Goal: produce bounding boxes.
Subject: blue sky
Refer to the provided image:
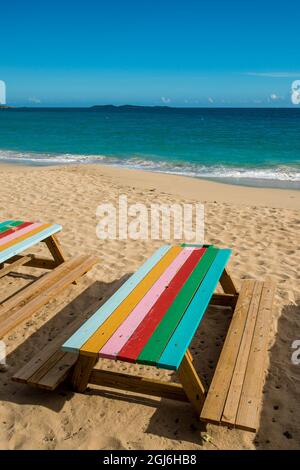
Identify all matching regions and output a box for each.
[1,0,300,107]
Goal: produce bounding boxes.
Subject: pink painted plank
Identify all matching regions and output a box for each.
[99,247,196,359]
[0,222,34,240]
[0,222,43,246]
[118,247,206,363]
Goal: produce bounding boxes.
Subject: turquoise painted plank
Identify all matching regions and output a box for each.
[0,224,62,264]
[157,249,231,370]
[0,220,14,229]
[62,245,172,353]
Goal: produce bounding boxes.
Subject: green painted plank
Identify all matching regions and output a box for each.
[158,249,231,370]
[137,246,218,366]
[0,221,14,229]
[0,221,24,233]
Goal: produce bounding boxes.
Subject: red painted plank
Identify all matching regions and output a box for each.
[0,222,33,240]
[117,247,206,363]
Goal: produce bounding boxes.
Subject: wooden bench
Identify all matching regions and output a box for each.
[13,245,275,433]
[200,279,275,432]
[0,220,99,337]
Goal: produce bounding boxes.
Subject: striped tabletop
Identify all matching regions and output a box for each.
[0,220,62,264]
[63,244,231,370]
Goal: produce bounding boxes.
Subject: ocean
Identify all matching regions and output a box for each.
[0,107,299,189]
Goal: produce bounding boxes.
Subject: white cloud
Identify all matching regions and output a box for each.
[245,71,300,78]
[28,96,42,104]
[0,80,6,105]
[269,93,282,101]
[161,96,171,104]
[208,97,214,103]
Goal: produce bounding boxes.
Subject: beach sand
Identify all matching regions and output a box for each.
[0,162,299,450]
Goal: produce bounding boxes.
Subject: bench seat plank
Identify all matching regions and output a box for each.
[0,255,99,338]
[12,313,87,389]
[62,245,171,353]
[158,249,231,370]
[137,247,218,367]
[235,281,276,431]
[200,280,255,424]
[200,279,275,432]
[221,281,263,425]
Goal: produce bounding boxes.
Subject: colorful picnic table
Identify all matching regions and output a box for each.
[0,220,63,265]
[0,219,98,338]
[63,244,237,413]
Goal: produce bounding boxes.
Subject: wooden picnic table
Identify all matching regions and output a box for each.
[62,244,235,413]
[0,219,64,267]
[0,220,98,338]
[13,243,275,432]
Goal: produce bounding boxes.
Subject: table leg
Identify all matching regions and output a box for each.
[177,353,206,415]
[44,234,66,266]
[71,354,97,392]
[220,268,238,295]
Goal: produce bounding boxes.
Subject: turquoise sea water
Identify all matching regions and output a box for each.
[0,107,299,189]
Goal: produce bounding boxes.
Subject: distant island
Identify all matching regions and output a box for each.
[0,105,14,109]
[90,104,171,110]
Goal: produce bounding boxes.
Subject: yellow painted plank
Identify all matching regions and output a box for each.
[80,245,183,356]
[0,224,51,251]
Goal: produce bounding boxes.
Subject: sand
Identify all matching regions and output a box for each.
[0,162,299,450]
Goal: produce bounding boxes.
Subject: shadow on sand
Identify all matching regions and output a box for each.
[255,299,300,449]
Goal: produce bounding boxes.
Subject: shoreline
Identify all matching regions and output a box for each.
[1,161,299,210]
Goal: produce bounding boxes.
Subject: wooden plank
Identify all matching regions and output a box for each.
[0,222,33,239]
[6,254,58,270]
[80,246,183,357]
[0,224,62,264]
[71,355,97,392]
[62,245,171,353]
[219,269,238,295]
[158,249,231,370]
[0,255,84,315]
[44,234,65,264]
[0,222,46,248]
[12,312,87,385]
[0,255,98,338]
[200,280,255,425]
[137,247,218,367]
[177,353,206,414]
[118,248,206,363]
[89,369,189,402]
[0,220,14,229]
[36,352,78,390]
[234,281,275,432]
[27,350,66,384]
[0,255,33,279]
[209,293,238,308]
[0,220,22,230]
[221,281,263,426]
[99,248,194,359]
